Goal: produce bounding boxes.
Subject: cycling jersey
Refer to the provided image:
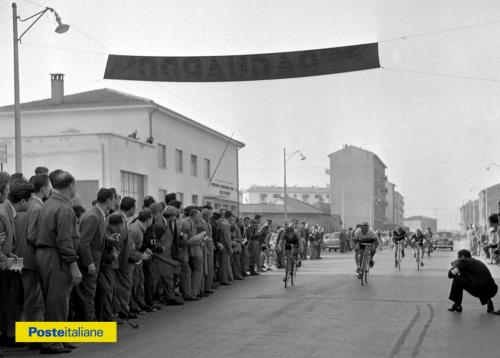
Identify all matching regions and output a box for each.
[284,231,300,250]
[412,233,426,245]
[354,227,378,244]
[392,229,407,242]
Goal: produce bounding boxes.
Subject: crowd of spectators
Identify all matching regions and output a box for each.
[0,167,278,355]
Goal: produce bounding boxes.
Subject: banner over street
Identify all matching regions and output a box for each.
[104,43,379,82]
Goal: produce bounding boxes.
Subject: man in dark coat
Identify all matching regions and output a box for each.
[73,188,113,321]
[448,249,498,313]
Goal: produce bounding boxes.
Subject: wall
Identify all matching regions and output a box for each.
[330,146,374,228]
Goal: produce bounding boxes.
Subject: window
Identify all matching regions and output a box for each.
[259,193,268,202]
[205,200,213,207]
[231,206,236,212]
[159,189,167,203]
[175,192,184,203]
[121,171,145,205]
[302,194,309,201]
[273,194,281,198]
[191,154,198,177]
[215,203,221,210]
[158,144,166,169]
[175,149,183,173]
[192,195,199,205]
[204,158,211,179]
[315,194,322,199]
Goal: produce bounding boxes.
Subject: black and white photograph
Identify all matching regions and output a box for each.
[0,1,500,357]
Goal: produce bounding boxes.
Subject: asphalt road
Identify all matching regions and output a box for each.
[7,241,500,358]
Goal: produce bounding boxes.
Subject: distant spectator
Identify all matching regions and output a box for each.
[0,172,10,203]
[35,166,49,176]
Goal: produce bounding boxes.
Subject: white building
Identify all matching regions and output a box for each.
[385,181,395,225]
[242,185,330,205]
[0,74,244,212]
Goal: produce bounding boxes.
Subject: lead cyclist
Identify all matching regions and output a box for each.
[354,222,379,278]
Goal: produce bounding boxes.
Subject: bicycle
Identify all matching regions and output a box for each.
[415,243,425,270]
[359,243,373,286]
[284,246,298,288]
[395,240,403,270]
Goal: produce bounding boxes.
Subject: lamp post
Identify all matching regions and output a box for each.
[12,2,69,173]
[283,148,306,225]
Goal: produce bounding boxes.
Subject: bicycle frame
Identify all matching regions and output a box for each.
[395,240,403,270]
[359,243,372,286]
[284,246,297,288]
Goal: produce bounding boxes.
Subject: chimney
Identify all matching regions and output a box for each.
[50,73,64,104]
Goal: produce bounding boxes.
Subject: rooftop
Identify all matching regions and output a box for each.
[328,144,387,169]
[0,87,244,148]
[240,197,329,215]
[245,185,330,193]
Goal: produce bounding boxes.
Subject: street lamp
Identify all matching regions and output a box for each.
[12,2,70,173]
[283,148,306,225]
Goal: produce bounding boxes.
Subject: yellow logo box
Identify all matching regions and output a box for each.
[16,322,117,343]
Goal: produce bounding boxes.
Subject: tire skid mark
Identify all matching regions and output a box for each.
[389,305,421,358]
[411,304,434,358]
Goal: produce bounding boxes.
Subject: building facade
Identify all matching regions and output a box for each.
[403,216,437,233]
[478,183,500,228]
[329,145,387,229]
[459,199,480,231]
[0,75,244,212]
[394,191,405,226]
[242,185,330,205]
[385,181,396,225]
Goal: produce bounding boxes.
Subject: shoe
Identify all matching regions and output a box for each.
[166,299,184,306]
[220,282,231,286]
[40,347,72,354]
[369,260,374,268]
[127,312,138,319]
[356,268,360,274]
[448,304,462,312]
[487,299,494,313]
[63,343,78,350]
[250,272,260,276]
[235,277,244,280]
[184,296,200,301]
[205,290,214,294]
[140,305,153,312]
[357,273,362,279]
[152,304,162,310]
[492,309,500,315]
[420,262,424,267]
[199,292,209,297]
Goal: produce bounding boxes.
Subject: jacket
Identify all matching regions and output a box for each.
[77,206,106,268]
[0,200,16,270]
[35,193,79,264]
[23,197,44,270]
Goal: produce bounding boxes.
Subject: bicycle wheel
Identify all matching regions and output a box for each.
[397,246,401,271]
[284,256,289,288]
[416,247,420,270]
[360,253,366,286]
[363,251,369,285]
[290,260,295,286]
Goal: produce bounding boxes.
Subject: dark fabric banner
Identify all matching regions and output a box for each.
[104,43,379,82]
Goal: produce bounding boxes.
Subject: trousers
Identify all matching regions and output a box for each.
[95,264,115,321]
[22,269,44,322]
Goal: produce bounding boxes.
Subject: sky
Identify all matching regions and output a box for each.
[2,0,500,229]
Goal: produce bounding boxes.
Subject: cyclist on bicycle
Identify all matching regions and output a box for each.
[392,226,408,267]
[411,229,427,267]
[282,226,300,281]
[354,222,379,278]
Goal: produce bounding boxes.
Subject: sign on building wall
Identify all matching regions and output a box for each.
[104,43,380,82]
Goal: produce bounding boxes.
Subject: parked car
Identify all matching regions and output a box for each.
[434,231,454,251]
[322,232,341,252]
